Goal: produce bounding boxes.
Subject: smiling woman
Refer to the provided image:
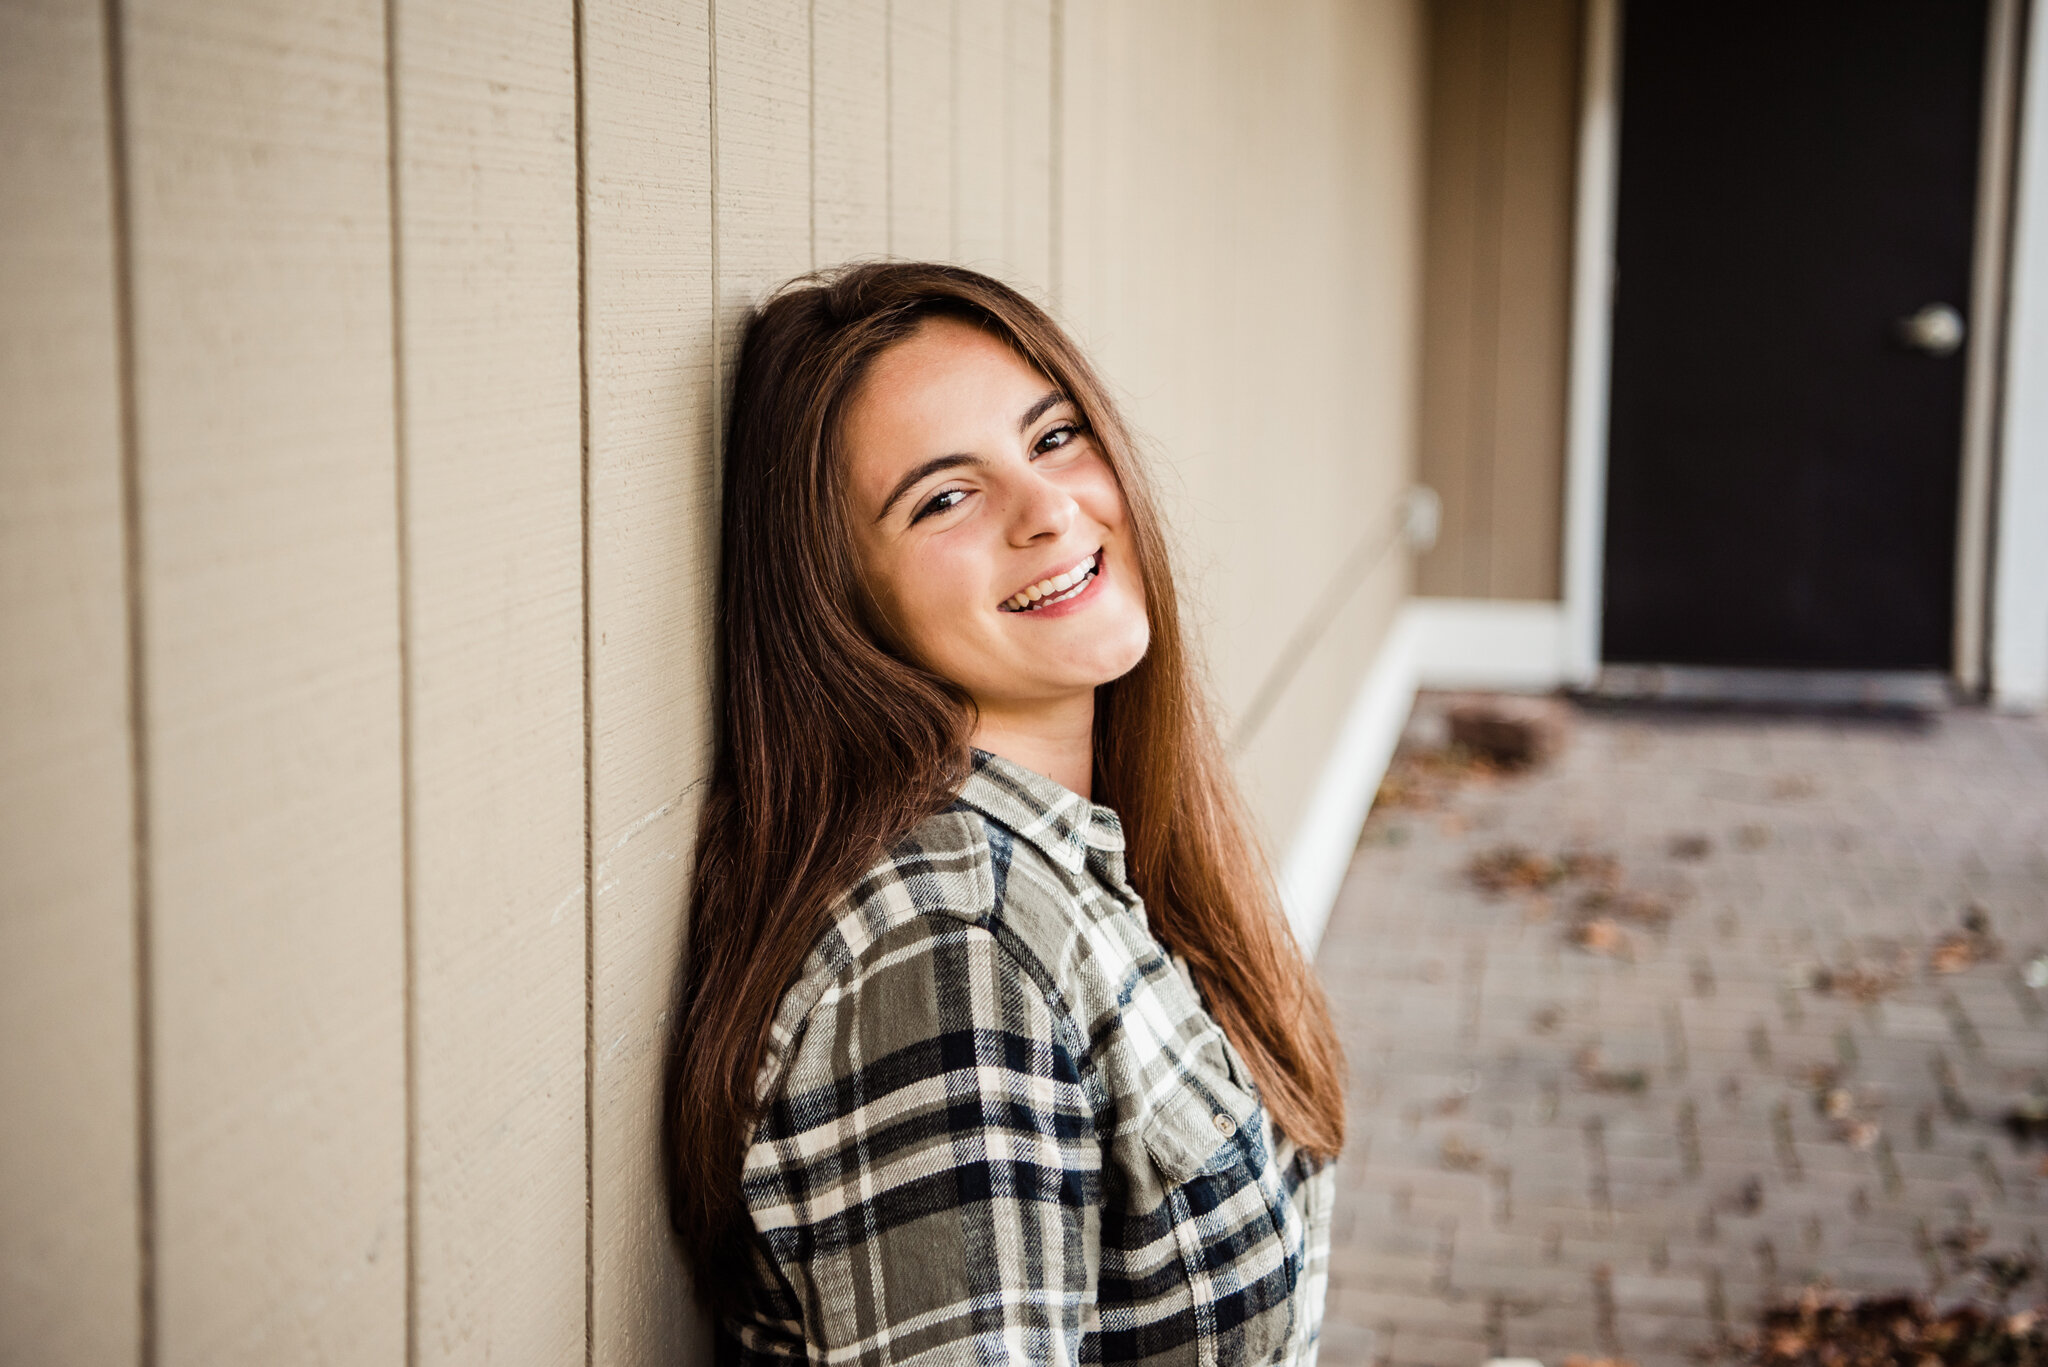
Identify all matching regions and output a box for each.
[667,262,1345,1366]
[843,317,1152,795]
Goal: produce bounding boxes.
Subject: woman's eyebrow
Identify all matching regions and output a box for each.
[1019,389,1067,431]
[875,453,982,523]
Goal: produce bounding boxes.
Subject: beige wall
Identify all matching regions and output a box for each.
[1415,0,1580,602]
[0,1,1423,1363]
[1061,0,1425,849]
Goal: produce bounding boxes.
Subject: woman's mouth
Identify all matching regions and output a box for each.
[1001,551,1101,613]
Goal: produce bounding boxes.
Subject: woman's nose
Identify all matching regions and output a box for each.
[1006,469,1078,545]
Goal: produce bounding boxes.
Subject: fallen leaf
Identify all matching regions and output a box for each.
[1570,917,1634,960]
[1930,928,1999,974]
[1467,844,1562,894]
[1440,1134,1485,1171]
[1447,702,1561,769]
[1667,832,1713,860]
[1808,958,1908,1003]
[1573,1044,1649,1094]
[1560,849,1622,886]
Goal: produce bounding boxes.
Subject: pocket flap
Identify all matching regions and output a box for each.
[1141,1072,1259,1186]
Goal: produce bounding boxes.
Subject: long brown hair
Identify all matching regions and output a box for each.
[668,261,1343,1311]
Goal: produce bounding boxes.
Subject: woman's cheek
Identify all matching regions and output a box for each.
[907,549,979,650]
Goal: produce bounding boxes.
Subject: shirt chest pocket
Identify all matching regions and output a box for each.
[1140,1068,1300,1367]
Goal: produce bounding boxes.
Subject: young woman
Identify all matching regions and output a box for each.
[668,262,1346,1365]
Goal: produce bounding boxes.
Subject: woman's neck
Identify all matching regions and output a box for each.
[971,691,1096,799]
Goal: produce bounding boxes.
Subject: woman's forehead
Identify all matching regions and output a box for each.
[856,318,1045,413]
[843,322,1058,482]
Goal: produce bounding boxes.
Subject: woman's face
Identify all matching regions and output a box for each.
[841,317,1151,720]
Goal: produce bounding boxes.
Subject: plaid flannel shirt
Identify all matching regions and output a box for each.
[721,750,1334,1366]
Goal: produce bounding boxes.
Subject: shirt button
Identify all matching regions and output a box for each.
[1212,1113,1237,1137]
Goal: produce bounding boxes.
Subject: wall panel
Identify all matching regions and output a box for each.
[1415,0,1580,601]
[1055,0,1424,857]
[1483,0,1577,598]
[390,0,588,1358]
[581,0,714,1362]
[1232,0,1422,846]
[1415,0,1488,595]
[121,0,409,1359]
[1051,0,1103,316]
[717,0,814,295]
[888,0,954,260]
[1003,0,1054,294]
[813,0,890,265]
[952,0,1008,271]
[0,1,140,1360]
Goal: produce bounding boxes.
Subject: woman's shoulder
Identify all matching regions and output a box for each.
[751,805,1055,1102]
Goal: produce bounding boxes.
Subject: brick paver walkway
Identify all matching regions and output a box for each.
[1315,695,2048,1366]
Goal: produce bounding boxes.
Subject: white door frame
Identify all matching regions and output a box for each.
[1955,0,2026,692]
[1994,0,2048,710]
[1560,0,1621,686]
[1559,0,2045,705]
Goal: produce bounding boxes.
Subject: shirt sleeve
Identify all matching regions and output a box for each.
[739,916,1101,1365]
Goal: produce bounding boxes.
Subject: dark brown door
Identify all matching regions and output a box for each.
[1601,1,1988,670]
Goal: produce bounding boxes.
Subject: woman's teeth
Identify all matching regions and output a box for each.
[1004,553,1098,612]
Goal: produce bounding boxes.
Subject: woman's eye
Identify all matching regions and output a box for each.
[1033,422,1084,455]
[913,488,968,523]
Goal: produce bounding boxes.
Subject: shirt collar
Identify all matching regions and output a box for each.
[954,748,1126,875]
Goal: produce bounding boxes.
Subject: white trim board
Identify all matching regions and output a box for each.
[1408,598,1571,692]
[1993,0,2048,711]
[1277,609,1418,953]
[1954,0,2025,691]
[1560,0,1622,687]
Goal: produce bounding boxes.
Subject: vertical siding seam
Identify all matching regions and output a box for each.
[710,0,723,424]
[572,0,595,1358]
[379,0,420,1360]
[1466,2,1509,596]
[949,0,960,258]
[1048,0,1062,303]
[808,0,818,270]
[885,0,895,255]
[101,1,154,1361]
[1000,0,1013,268]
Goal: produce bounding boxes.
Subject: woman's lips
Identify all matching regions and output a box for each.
[1001,549,1104,616]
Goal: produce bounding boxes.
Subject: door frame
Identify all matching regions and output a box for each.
[1559,0,1620,685]
[1996,0,2048,709]
[1560,0,2036,694]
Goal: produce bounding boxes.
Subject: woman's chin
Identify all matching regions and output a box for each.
[1062,625,1153,689]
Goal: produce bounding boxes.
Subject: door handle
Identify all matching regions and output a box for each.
[1896,302,1965,357]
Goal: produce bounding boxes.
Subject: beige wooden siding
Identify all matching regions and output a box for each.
[0,2,140,1360]
[125,0,411,1358]
[392,0,588,1358]
[580,0,713,1357]
[0,2,1425,1363]
[1059,0,1425,847]
[1415,0,1581,601]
